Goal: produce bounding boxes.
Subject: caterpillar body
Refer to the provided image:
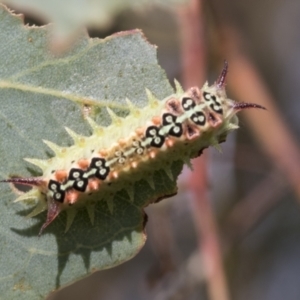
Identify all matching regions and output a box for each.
[1,62,265,236]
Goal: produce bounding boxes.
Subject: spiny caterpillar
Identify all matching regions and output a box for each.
[1,62,265,236]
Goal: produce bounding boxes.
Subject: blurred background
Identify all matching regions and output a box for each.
[4,0,300,299]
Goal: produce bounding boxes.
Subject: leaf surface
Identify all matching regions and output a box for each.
[0,6,182,299]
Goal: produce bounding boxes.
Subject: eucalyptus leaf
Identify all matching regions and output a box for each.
[0,6,182,299]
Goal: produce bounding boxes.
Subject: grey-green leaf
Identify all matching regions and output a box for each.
[0,6,182,299]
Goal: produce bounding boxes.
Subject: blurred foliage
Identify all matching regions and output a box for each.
[1,0,188,48]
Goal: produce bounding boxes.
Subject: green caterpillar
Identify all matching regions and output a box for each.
[1,62,265,235]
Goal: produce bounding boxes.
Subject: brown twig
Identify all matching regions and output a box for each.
[208,0,300,250]
[176,1,230,300]
[176,0,206,87]
[222,170,288,250]
[227,47,300,199]
[189,155,231,300]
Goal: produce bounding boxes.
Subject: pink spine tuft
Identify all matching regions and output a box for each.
[216,60,229,88]
[233,102,266,111]
[0,177,44,186]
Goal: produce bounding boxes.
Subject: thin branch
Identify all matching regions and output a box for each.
[176,1,230,300]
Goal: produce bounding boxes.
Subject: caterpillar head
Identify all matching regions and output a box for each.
[216,60,266,112]
[182,61,265,137]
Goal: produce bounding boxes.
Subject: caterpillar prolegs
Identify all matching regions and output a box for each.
[1,61,265,236]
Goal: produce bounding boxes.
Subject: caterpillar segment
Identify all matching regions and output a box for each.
[1,61,266,236]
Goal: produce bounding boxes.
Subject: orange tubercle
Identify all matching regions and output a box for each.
[135,127,144,137]
[99,149,108,157]
[55,170,68,182]
[166,138,174,148]
[149,150,157,159]
[88,179,100,191]
[131,161,138,168]
[65,190,79,205]
[118,138,127,147]
[112,171,119,179]
[152,116,161,126]
[77,158,89,169]
[108,171,119,180]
